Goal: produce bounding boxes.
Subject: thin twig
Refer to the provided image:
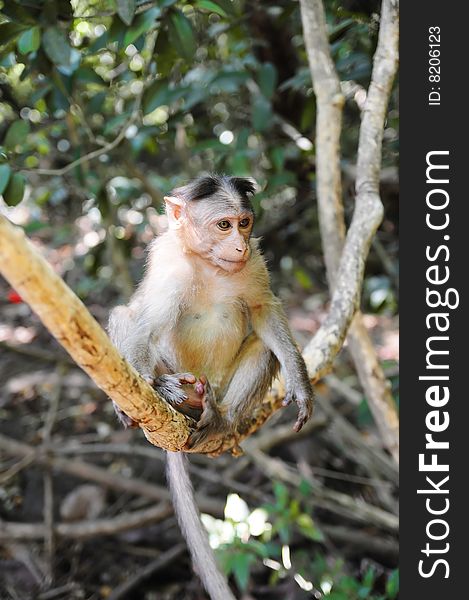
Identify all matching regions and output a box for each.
[0,453,36,484]
[0,503,173,541]
[21,111,138,177]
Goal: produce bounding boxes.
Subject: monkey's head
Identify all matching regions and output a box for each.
[164,175,257,273]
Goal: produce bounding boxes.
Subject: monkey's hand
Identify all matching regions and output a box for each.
[185,376,228,451]
[283,380,314,432]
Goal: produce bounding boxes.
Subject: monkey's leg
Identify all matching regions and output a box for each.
[187,334,279,450]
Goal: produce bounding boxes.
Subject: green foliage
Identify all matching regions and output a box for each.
[211,487,399,597]
[4,119,29,150]
[0,0,395,218]
[0,163,12,194]
[17,27,41,54]
[3,171,25,205]
[42,26,72,66]
[117,0,136,26]
[168,9,196,61]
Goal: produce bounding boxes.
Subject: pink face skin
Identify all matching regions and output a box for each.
[166,195,254,274]
[211,215,253,272]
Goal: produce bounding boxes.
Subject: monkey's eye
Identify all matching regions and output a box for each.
[239,218,251,228]
[217,220,232,231]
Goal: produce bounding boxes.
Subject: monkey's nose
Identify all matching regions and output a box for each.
[235,247,244,253]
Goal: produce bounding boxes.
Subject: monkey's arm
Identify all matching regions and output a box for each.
[250,296,314,432]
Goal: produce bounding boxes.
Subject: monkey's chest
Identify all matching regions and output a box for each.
[172,302,248,387]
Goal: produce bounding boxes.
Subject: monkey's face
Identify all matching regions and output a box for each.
[182,203,254,273]
[207,212,253,272]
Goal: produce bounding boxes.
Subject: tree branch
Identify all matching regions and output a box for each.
[299,0,399,461]
[0,504,173,541]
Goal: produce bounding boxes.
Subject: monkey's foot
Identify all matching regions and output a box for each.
[185,382,229,451]
[283,384,314,432]
[112,401,138,429]
[151,373,202,407]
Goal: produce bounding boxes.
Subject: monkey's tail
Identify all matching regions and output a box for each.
[166,451,236,600]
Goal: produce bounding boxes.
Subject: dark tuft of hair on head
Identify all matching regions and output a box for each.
[229,177,257,198]
[170,174,257,209]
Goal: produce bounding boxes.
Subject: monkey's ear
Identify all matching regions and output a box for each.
[164,196,185,228]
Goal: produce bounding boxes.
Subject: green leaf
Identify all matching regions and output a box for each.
[362,566,376,588]
[200,0,237,15]
[273,482,289,509]
[117,0,136,26]
[123,7,161,46]
[298,479,313,496]
[3,173,25,206]
[195,0,228,17]
[252,95,272,132]
[0,22,27,46]
[386,570,399,598]
[0,164,11,195]
[1,3,36,24]
[143,80,170,114]
[258,63,277,99]
[297,513,324,541]
[294,267,314,290]
[270,147,284,172]
[168,10,196,62]
[211,69,249,92]
[42,27,71,66]
[74,66,105,85]
[4,120,30,151]
[17,27,41,54]
[231,553,253,591]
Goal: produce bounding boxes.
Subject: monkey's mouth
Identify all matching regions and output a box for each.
[216,257,248,271]
[221,258,246,264]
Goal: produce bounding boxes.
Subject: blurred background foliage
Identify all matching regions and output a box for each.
[0,0,399,598]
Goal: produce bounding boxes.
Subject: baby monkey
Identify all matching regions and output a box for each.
[108,175,314,599]
[109,175,313,445]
